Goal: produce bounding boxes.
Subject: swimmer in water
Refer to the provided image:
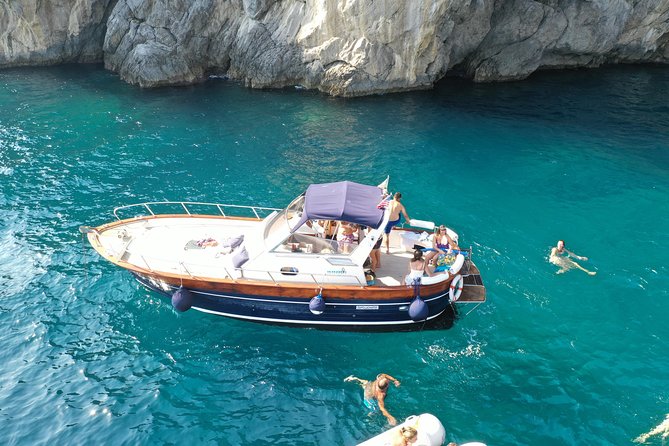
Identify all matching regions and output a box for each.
[635,414,669,443]
[549,240,596,276]
[344,373,401,425]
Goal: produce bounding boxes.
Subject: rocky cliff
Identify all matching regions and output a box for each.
[1,0,668,96]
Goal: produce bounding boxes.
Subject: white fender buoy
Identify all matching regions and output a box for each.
[171,287,193,312]
[449,274,464,302]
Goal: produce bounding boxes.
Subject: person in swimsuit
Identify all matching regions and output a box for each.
[337,222,357,253]
[344,373,401,425]
[320,220,337,240]
[424,225,456,267]
[384,192,411,254]
[370,227,383,271]
[549,240,596,276]
[405,249,430,285]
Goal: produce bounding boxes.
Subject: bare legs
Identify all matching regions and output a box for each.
[552,257,596,276]
[370,249,381,270]
[344,375,368,387]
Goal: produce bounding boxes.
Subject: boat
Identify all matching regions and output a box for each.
[356,413,487,446]
[357,413,445,446]
[80,180,485,330]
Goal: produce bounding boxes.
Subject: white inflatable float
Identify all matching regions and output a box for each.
[357,413,446,446]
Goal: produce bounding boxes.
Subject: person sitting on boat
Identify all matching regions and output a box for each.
[320,220,338,240]
[405,249,431,285]
[424,225,457,267]
[306,219,325,237]
[337,222,358,253]
[391,425,418,446]
[384,192,411,254]
[549,240,596,276]
[344,373,401,426]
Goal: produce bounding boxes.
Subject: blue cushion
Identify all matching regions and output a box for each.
[232,246,249,268]
[223,234,244,249]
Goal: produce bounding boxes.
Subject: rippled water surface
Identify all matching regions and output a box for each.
[1,64,668,445]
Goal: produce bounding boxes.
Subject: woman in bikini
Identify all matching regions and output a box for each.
[424,225,455,267]
[405,249,430,285]
[337,222,357,253]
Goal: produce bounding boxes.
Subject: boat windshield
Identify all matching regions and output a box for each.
[270,221,366,256]
[263,194,367,256]
[264,194,306,242]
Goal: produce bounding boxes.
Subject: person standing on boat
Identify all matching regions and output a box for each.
[384,193,411,254]
[344,373,401,425]
[550,240,596,276]
[367,226,383,271]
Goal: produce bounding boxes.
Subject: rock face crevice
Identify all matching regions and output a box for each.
[0,0,114,66]
[1,0,668,96]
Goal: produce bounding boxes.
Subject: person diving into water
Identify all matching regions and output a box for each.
[550,240,596,276]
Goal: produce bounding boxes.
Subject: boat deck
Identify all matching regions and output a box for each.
[374,231,413,286]
[379,231,485,303]
[91,216,484,303]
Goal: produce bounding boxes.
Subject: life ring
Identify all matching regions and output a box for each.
[449,274,464,301]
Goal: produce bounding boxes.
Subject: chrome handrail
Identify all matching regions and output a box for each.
[113,201,281,221]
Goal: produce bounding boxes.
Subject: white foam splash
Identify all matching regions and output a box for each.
[426,342,484,359]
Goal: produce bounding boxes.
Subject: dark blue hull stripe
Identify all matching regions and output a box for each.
[134,274,452,326]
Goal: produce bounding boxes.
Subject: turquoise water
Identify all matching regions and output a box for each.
[1,64,668,445]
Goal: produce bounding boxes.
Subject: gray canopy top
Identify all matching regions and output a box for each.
[291,181,386,231]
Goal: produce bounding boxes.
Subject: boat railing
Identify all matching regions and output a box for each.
[460,246,473,275]
[130,250,366,287]
[116,241,365,287]
[113,201,281,221]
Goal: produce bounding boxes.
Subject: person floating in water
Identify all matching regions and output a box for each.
[549,240,596,276]
[344,373,401,425]
[635,414,669,443]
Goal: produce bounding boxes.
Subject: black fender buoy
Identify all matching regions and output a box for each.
[408,297,428,321]
[309,293,325,315]
[171,287,193,312]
